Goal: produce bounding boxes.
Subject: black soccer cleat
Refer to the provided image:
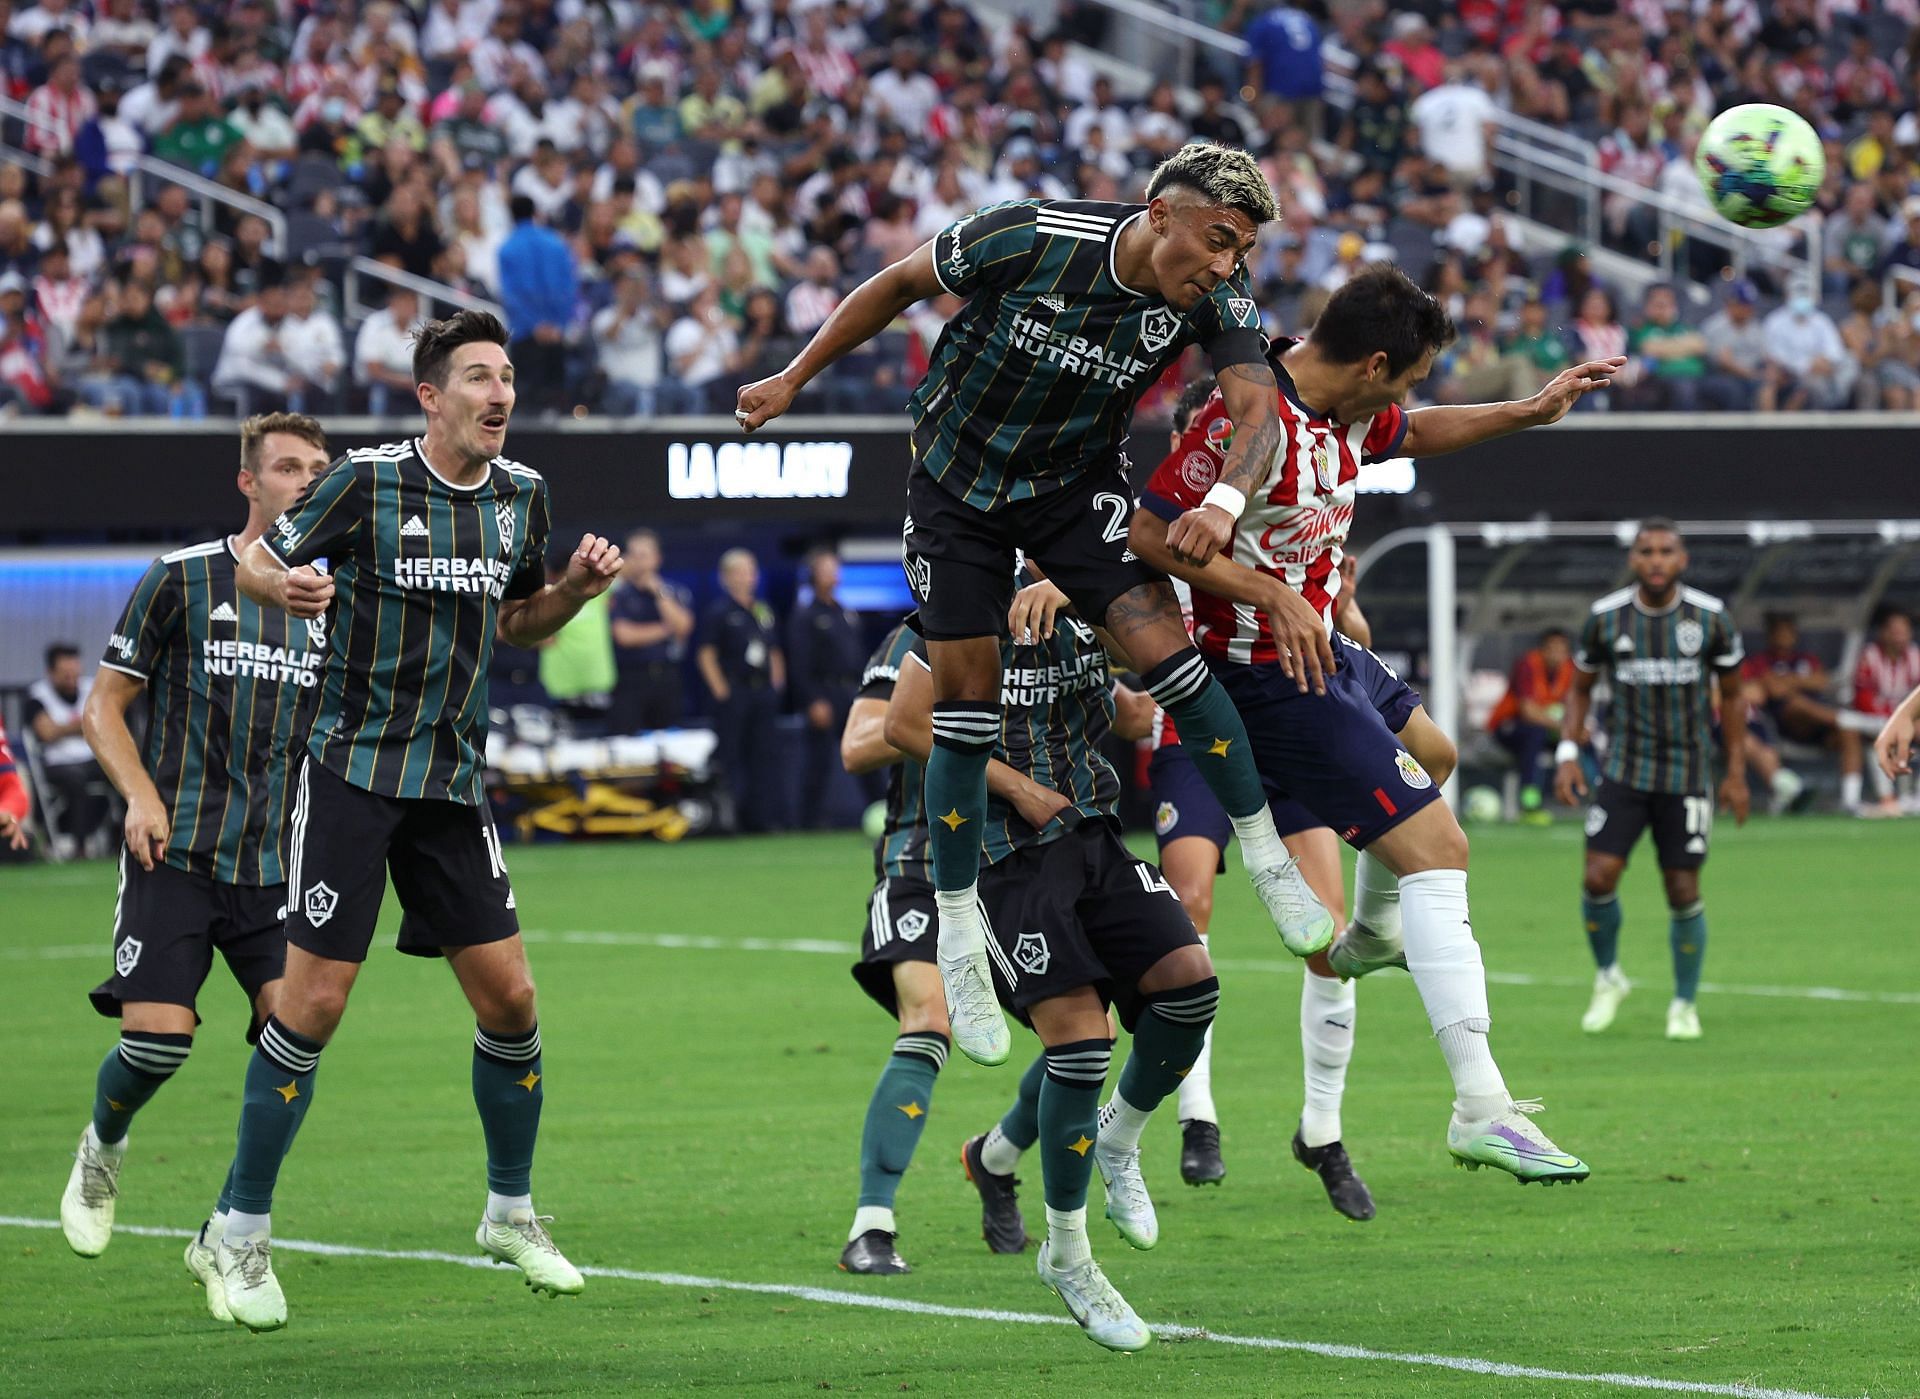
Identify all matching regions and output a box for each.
[960,1134,1029,1253]
[1292,1124,1376,1221]
[1179,1119,1226,1186]
[838,1230,910,1275]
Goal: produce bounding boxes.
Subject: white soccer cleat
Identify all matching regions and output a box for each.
[60,1125,121,1257]
[1326,921,1408,981]
[477,1208,586,1296]
[1092,1139,1158,1250]
[1447,1099,1590,1185]
[185,1220,234,1323]
[1666,998,1702,1041]
[217,1233,287,1332]
[1581,965,1631,1034]
[1251,858,1336,957]
[1036,1237,1151,1352]
[939,950,1010,1067]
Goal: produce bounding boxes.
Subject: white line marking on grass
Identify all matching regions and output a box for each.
[0,1215,1840,1399]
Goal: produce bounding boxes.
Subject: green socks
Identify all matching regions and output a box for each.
[857,1032,948,1209]
[473,1024,544,1196]
[1142,649,1268,819]
[1583,891,1622,969]
[228,1016,322,1215]
[92,1031,191,1145]
[1670,901,1707,1002]
[1038,1039,1111,1211]
[926,702,997,895]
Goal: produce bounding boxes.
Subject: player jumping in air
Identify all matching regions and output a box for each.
[57,415,332,1306]
[206,312,622,1331]
[738,145,1340,1069]
[1134,268,1620,1184]
[1555,519,1750,1042]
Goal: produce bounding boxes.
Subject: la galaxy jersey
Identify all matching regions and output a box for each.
[858,621,929,885]
[101,537,327,884]
[912,199,1267,512]
[1576,586,1744,794]
[264,438,550,805]
[907,613,1120,866]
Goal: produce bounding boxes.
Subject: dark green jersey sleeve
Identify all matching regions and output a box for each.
[264,455,360,567]
[858,621,919,701]
[101,558,182,679]
[505,476,551,601]
[930,201,1041,298]
[1187,267,1266,372]
[1574,610,1606,673]
[1709,608,1745,672]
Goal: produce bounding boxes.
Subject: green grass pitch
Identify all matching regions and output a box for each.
[2,817,1914,1397]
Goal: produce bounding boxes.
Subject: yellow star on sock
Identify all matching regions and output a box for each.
[105,1098,126,1112]
[1176,1066,1192,1078]
[1207,737,1232,758]
[516,1070,542,1092]
[897,1101,924,1119]
[1067,1134,1094,1157]
[273,1081,300,1104]
[938,808,968,831]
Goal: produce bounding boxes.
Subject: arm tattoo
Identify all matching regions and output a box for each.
[1214,362,1282,497]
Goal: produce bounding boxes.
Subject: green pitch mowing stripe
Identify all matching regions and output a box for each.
[0,1217,1841,1399]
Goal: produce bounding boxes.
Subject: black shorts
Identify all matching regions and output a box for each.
[285,756,520,963]
[902,443,1159,642]
[978,821,1201,1033]
[90,853,286,1029]
[1584,780,1714,871]
[850,874,939,1015]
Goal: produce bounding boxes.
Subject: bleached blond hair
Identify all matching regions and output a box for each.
[1146,143,1279,225]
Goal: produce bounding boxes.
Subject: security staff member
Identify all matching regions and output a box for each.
[788,548,869,826]
[697,548,786,832]
[608,529,695,733]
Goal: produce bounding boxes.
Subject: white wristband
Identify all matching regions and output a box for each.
[1202,482,1247,520]
[1555,740,1581,765]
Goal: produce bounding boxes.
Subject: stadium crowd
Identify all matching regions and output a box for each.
[4,0,1920,419]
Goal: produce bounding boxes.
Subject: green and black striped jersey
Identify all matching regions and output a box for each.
[859,622,928,885]
[1576,585,1744,794]
[263,438,550,805]
[912,199,1267,512]
[101,537,327,885]
[907,613,1120,867]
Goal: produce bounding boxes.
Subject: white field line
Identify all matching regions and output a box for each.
[7,929,1918,1007]
[0,1215,1845,1399]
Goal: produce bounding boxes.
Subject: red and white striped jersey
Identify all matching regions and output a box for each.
[1141,352,1406,667]
[1853,643,1920,716]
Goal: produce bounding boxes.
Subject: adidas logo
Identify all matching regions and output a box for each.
[1035,293,1066,314]
[400,515,429,538]
[208,602,238,623]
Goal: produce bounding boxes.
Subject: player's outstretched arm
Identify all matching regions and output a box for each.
[1402,358,1627,456]
[884,654,1071,830]
[81,667,169,870]
[735,241,947,431]
[1873,682,1920,779]
[237,537,334,619]
[1165,362,1284,566]
[1554,668,1600,804]
[497,534,623,648]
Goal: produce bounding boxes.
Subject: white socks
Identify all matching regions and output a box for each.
[1176,934,1218,1123]
[1231,806,1288,877]
[1095,1091,1151,1154]
[1842,772,1863,810]
[1351,850,1402,941]
[935,887,985,958]
[979,1124,1021,1176]
[1399,867,1508,1120]
[486,1191,532,1223]
[1045,1205,1090,1268]
[1299,972,1356,1148]
[86,1122,126,1162]
[225,1210,270,1240]
[850,1205,895,1241]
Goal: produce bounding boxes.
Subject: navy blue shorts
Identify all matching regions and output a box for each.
[1210,641,1437,851]
[1148,742,1319,860]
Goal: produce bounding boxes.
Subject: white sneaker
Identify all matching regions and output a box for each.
[59,1125,121,1257]
[1666,998,1702,1041]
[938,950,1010,1067]
[1581,965,1631,1034]
[1036,1237,1150,1352]
[1325,921,1407,981]
[217,1233,287,1332]
[1251,858,1336,957]
[185,1219,233,1323]
[1092,1139,1157,1250]
[477,1208,585,1296]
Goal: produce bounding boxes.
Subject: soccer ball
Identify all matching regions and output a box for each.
[1694,103,1824,230]
[1463,785,1504,824]
[861,800,888,841]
